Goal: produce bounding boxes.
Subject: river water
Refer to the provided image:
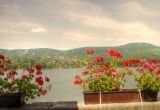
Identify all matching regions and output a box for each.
[27,68,140,103]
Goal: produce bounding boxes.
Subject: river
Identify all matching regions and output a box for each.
[27,68,140,103]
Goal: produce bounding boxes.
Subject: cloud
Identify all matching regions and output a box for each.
[31,27,48,33]
[0,0,160,50]
[120,2,159,17]
[0,3,19,15]
[61,10,158,33]
[66,31,102,41]
[61,9,160,46]
[64,31,114,47]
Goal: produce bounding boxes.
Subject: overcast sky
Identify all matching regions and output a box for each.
[0,0,160,50]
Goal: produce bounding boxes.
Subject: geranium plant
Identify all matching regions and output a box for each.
[74,49,128,92]
[0,54,51,100]
[123,58,160,92]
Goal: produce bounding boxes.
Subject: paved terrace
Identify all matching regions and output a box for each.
[1,101,160,110]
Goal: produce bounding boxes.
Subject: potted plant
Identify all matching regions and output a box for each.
[74,49,140,104]
[123,59,160,101]
[0,54,51,107]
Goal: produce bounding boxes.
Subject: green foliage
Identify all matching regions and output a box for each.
[0,78,14,94]
[0,55,51,100]
[88,74,126,92]
[74,49,127,92]
[16,75,40,100]
[134,72,160,92]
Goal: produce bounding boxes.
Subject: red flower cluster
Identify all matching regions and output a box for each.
[74,49,126,92]
[0,64,7,75]
[45,76,50,82]
[96,56,104,62]
[35,64,42,71]
[0,54,51,99]
[150,59,158,64]
[108,69,116,75]
[74,75,83,85]
[106,49,123,59]
[122,59,140,67]
[34,65,42,75]
[41,89,47,95]
[93,72,104,77]
[22,75,28,80]
[7,70,18,80]
[0,55,10,75]
[136,59,160,75]
[82,71,88,76]
[0,55,5,60]
[36,76,44,86]
[27,68,34,74]
[87,49,94,55]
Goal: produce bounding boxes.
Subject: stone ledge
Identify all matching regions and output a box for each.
[0,101,78,110]
[0,101,160,110]
[78,101,160,110]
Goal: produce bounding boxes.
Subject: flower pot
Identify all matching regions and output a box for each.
[83,89,140,104]
[141,91,158,101]
[0,93,25,107]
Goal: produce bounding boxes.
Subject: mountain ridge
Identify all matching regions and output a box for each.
[0,42,160,68]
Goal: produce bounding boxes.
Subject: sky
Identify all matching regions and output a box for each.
[0,0,160,50]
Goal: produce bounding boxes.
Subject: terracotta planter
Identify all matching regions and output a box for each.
[84,89,142,104]
[141,91,158,101]
[0,93,25,107]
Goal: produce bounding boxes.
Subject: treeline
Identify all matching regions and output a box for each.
[10,55,81,69]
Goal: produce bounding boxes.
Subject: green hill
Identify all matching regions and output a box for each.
[0,42,160,68]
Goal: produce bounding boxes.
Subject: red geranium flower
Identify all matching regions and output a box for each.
[41,89,47,95]
[102,64,109,70]
[108,69,116,75]
[0,55,5,60]
[28,68,34,74]
[37,70,42,75]
[93,72,104,77]
[96,56,104,62]
[0,71,4,75]
[7,70,18,80]
[82,71,88,76]
[0,64,4,68]
[150,59,158,64]
[34,64,42,71]
[45,76,50,82]
[74,75,83,85]
[122,59,140,67]
[36,76,44,86]
[87,49,94,55]
[22,75,28,80]
[106,49,123,59]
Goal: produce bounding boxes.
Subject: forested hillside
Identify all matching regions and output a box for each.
[0,43,160,68]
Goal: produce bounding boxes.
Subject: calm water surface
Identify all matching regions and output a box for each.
[28,68,83,103]
[27,68,139,103]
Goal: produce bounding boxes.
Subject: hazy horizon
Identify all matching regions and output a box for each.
[0,42,159,51]
[1,0,160,50]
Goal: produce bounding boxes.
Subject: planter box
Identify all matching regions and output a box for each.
[0,93,25,107]
[141,91,158,101]
[83,89,140,104]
